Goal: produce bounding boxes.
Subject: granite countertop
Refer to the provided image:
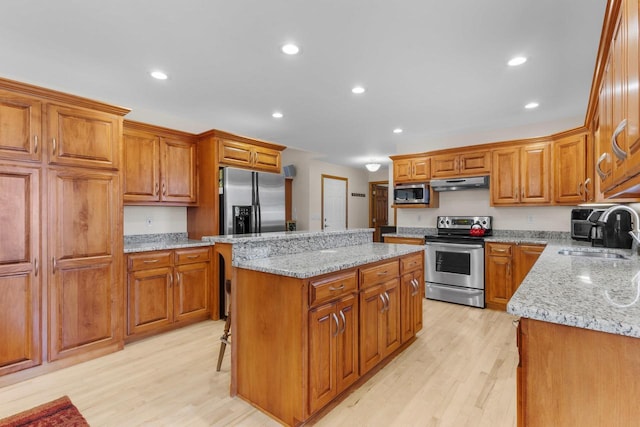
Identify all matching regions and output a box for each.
[507,240,640,338]
[203,228,374,244]
[235,243,424,279]
[124,233,213,253]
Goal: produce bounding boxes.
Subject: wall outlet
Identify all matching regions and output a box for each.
[146,216,153,227]
[527,215,534,223]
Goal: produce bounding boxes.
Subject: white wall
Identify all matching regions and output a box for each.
[124,206,187,235]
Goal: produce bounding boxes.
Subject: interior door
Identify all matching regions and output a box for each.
[322,175,347,230]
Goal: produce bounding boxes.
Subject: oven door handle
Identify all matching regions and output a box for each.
[425,242,484,250]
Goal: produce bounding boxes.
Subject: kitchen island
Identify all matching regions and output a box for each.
[207,229,424,426]
[507,242,640,426]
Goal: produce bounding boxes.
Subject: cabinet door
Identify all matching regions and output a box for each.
[335,294,359,392]
[400,273,416,343]
[127,267,173,336]
[491,148,520,205]
[0,165,41,375]
[174,261,210,321]
[381,279,401,357]
[412,157,430,180]
[47,104,120,169]
[393,159,413,182]
[431,154,458,178]
[48,169,121,361]
[514,245,544,291]
[359,285,383,375]
[123,130,160,202]
[218,139,253,168]
[0,91,41,162]
[160,138,197,204]
[520,142,551,204]
[626,0,640,179]
[598,53,616,192]
[459,151,491,175]
[485,244,513,310]
[308,301,337,413]
[253,145,281,173]
[554,135,587,204]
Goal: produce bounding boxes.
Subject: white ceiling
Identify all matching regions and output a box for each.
[0,1,606,169]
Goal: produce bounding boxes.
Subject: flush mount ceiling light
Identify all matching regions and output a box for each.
[508,56,527,66]
[272,112,284,118]
[393,128,403,134]
[352,86,366,94]
[365,163,381,172]
[281,43,300,55]
[150,70,168,80]
[525,102,539,109]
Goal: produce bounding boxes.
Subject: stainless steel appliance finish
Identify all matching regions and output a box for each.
[430,176,489,192]
[571,208,593,241]
[424,215,492,308]
[393,182,429,204]
[220,167,286,235]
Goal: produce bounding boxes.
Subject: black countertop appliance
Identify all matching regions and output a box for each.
[595,210,633,249]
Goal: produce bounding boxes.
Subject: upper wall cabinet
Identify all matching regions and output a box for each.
[392,156,430,183]
[431,150,490,179]
[491,142,551,206]
[218,138,282,173]
[554,133,593,204]
[0,90,42,162]
[123,121,197,206]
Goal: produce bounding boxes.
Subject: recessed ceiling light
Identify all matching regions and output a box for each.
[272,112,284,118]
[393,128,403,134]
[352,86,365,94]
[281,44,300,55]
[525,102,539,109]
[150,70,168,80]
[508,56,527,66]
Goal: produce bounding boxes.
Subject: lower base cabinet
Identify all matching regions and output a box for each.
[234,251,423,426]
[126,247,210,339]
[517,318,640,426]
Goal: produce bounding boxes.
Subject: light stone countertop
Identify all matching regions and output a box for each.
[507,240,640,338]
[123,233,213,254]
[203,228,374,244]
[234,243,424,279]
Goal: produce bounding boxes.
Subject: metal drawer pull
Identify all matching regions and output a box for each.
[329,283,345,291]
[584,178,591,199]
[34,258,39,276]
[377,270,389,276]
[383,292,390,312]
[187,255,200,259]
[143,259,159,263]
[162,182,166,195]
[34,135,38,153]
[332,313,340,337]
[52,138,57,155]
[155,182,159,195]
[52,257,57,273]
[595,153,611,181]
[339,310,346,334]
[379,294,386,311]
[611,119,628,160]
[493,248,508,253]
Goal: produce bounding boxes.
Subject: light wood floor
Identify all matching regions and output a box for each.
[0,300,518,426]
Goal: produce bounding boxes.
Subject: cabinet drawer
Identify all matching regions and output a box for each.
[128,251,172,271]
[309,271,357,307]
[487,244,513,256]
[400,253,423,274]
[360,260,399,289]
[175,247,210,265]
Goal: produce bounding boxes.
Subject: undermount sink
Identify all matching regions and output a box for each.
[558,249,628,260]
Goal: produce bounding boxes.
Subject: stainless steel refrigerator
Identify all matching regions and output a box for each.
[219,167,286,235]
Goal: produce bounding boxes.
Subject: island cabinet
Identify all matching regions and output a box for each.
[391,155,430,183]
[125,247,211,341]
[123,121,197,205]
[485,243,544,311]
[516,318,640,426]
[233,251,423,426]
[431,150,490,178]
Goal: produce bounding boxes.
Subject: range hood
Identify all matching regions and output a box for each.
[430,176,490,191]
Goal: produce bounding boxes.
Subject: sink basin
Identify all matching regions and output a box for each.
[558,249,628,259]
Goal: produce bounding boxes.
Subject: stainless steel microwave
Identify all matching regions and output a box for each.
[393,183,430,204]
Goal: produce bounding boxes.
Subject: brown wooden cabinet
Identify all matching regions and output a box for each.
[554,133,593,204]
[0,90,42,163]
[485,242,544,311]
[392,156,430,183]
[218,138,281,173]
[491,142,551,206]
[431,150,490,178]
[126,247,211,340]
[400,252,424,342]
[0,164,41,376]
[123,122,197,205]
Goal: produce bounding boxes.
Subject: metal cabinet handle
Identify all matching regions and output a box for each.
[410,278,419,296]
[162,182,166,195]
[186,255,200,259]
[52,138,57,155]
[52,257,57,273]
[177,272,181,287]
[514,186,519,200]
[383,291,390,312]
[377,270,389,276]
[512,319,520,328]
[596,152,611,181]
[34,258,39,276]
[329,283,345,291]
[379,294,386,312]
[143,259,159,264]
[331,313,340,337]
[169,274,174,288]
[155,182,159,196]
[339,310,346,334]
[34,135,38,154]
[493,248,508,253]
[611,119,628,160]
[507,263,511,277]
[584,178,591,200]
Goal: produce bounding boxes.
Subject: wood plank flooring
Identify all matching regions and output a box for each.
[0,300,518,426]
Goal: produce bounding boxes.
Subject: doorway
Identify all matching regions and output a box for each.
[369,181,389,242]
[321,175,348,230]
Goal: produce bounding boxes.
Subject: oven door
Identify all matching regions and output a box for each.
[425,242,484,289]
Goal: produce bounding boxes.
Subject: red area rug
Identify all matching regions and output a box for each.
[0,396,89,427]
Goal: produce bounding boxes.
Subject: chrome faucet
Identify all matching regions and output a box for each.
[600,205,640,246]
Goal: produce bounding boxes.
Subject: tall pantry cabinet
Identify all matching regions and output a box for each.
[0,78,129,377]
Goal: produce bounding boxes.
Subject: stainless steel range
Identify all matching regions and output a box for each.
[424,216,492,308]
